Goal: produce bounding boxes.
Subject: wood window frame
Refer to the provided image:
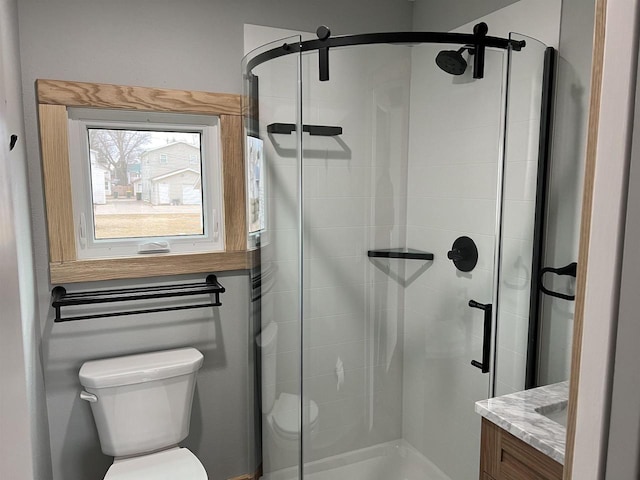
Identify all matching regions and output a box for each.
[37,79,247,283]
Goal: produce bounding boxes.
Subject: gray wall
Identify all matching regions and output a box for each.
[412,0,521,31]
[42,274,252,480]
[604,40,640,480]
[15,1,413,480]
[0,0,50,478]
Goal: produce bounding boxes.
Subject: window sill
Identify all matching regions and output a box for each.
[49,251,248,283]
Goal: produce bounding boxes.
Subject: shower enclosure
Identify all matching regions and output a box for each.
[244,24,553,480]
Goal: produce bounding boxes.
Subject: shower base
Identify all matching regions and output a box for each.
[263,439,452,480]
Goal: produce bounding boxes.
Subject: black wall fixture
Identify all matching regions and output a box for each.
[316,25,331,81]
[472,22,488,79]
[447,236,478,272]
[267,123,342,136]
[539,262,577,301]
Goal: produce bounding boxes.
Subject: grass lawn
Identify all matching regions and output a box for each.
[94,213,203,239]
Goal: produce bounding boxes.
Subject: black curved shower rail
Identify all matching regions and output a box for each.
[245,24,526,76]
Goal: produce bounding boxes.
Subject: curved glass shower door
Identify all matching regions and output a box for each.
[244,27,552,480]
[298,43,506,480]
[243,35,304,480]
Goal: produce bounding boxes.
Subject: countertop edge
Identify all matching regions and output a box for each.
[475,382,568,465]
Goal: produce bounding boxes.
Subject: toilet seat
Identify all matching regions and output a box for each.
[271,393,319,439]
[104,447,207,480]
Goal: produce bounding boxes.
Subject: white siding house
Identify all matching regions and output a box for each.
[140,142,201,205]
[89,149,111,205]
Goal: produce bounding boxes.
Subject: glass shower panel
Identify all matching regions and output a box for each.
[496,33,556,393]
[242,36,303,480]
[299,42,412,471]
[400,44,506,480]
[300,41,507,480]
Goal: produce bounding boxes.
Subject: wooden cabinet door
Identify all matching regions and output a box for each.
[480,418,563,480]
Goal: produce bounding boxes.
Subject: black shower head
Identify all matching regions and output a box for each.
[435,47,469,76]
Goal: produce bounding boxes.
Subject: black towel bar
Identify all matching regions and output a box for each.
[51,274,225,322]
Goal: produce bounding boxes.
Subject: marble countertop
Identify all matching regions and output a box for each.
[475,382,568,465]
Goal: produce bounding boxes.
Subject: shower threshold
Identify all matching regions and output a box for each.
[262,439,452,480]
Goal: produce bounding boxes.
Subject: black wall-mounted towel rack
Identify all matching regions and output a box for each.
[539,262,577,301]
[267,123,343,136]
[51,274,225,322]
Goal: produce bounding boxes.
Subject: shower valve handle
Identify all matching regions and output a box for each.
[447,248,464,262]
[448,236,478,272]
[469,299,492,374]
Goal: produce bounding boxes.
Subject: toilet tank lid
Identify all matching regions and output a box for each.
[79,348,204,389]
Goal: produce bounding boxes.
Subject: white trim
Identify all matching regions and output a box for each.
[151,167,199,182]
[67,109,225,258]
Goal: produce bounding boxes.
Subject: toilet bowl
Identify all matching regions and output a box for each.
[79,348,207,480]
[257,322,319,449]
[105,447,206,480]
[267,392,319,447]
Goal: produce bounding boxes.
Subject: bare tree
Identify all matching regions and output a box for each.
[89,129,151,186]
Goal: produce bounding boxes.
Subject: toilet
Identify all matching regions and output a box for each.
[257,322,319,448]
[79,348,207,479]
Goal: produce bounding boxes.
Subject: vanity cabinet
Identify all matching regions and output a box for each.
[480,418,563,480]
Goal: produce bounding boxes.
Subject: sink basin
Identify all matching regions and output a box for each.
[535,400,568,427]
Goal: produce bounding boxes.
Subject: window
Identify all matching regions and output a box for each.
[68,109,222,259]
[37,79,247,283]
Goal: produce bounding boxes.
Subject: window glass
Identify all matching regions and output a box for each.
[87,128,204,240]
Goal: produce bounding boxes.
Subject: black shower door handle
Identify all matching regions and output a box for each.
[469,300,492,373]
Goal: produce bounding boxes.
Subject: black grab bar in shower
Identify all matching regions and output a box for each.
[51,274,225,322]
[469,300,492,374]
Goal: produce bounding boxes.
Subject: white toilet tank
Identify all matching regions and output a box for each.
[79,348,204,458]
